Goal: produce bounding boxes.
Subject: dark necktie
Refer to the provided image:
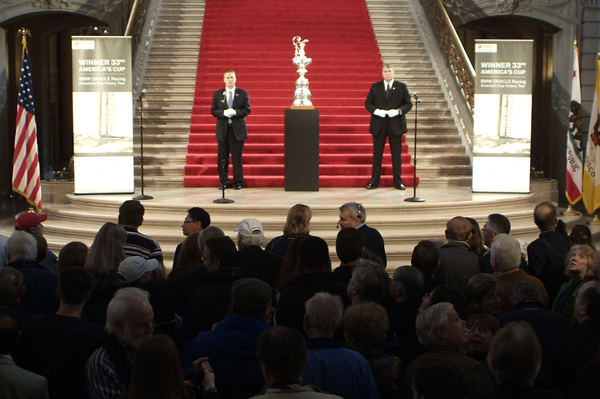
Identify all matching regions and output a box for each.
[386,84,390,99]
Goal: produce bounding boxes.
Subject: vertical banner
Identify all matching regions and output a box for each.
[71,36,133,194]
[566,45,583,205]
[582,57,600,214]
[472,40,533,193]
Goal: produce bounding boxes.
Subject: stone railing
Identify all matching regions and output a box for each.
[421,0,475,113]
[125,0,162,110]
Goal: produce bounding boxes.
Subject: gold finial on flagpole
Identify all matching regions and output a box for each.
[561,205,580,216]
[588,215,600,226]
[18,28,31,56]
[573,39,577,47]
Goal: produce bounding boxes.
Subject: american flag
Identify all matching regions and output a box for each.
[12,47,42,211]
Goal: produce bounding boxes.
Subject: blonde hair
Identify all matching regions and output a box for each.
[283,204,312,237]
[85,222,127,276]
[565,244,596,278]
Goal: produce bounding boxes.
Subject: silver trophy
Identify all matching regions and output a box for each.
[292,36,313,108]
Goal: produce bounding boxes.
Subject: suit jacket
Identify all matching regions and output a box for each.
[365,79,412,136]
[358,224,387,266]
[211,87,251,141]
[0,355,49,399]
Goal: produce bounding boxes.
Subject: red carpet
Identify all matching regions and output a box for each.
[184,0,418,188]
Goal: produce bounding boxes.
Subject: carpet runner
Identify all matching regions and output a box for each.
[184,0,418,188]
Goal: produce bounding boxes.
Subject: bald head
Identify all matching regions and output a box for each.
[533,201,557,231]
[445,217,473,242]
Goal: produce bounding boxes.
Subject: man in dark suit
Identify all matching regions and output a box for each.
[337,202,387,266]
[365,63,413,190]
[211,69,251,190]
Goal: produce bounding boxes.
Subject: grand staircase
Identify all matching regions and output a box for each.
[135,0,471,188]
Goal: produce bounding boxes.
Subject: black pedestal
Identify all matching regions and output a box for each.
[284,109,319,191]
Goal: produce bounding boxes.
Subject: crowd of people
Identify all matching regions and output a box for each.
[1,199,599,399]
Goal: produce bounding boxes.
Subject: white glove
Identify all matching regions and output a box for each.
[387,109,400,118]
[373,109,386,118]
[224,108,235,117]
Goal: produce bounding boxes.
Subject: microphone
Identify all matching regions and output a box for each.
[136,89,148,101]
[411,92,421,103]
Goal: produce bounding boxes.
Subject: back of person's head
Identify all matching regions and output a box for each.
[235,218,267,248]
[411,240,439,278]
[581,281,600,320]
[298,236,330,271]
[59,267,94,305]
[430,285,470,320]
[490,234,521,272]
[128,334,188,399]
[488,322,541,386]
[198,226,225,253]
[446,216,472,242]
[188,207,211,229]
[392,265,425,302]
[0,305,20,355]
[0,280,19,308]
[416,302,454,349]
[5,231,37,263]
[57,241,89,273]
[231,278,272,320]
[336,227,365,263]
[257,326,308,384]
[466,273,498,304]
[33,235,48,264]
[512,282,542,303]
[351,259,389,302]
[304,292,343,332]
[0,267,24,296]
[118,200,145,227]
[343,301,389,352]
[533,201,557,231]
[105,287,150,334]
[204,236,237,269]
[412,363,464,399]
[283,204,311,238]
[339,202,367,224]
[85,222,127,276]
[487,213,511,235]
[570,224,595,249]
[172,232,203,276]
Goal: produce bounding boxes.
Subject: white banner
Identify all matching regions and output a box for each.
[472,40,533,193]
[71,36,134,194]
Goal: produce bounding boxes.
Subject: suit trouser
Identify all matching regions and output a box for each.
[370,118,403,187]
[218,125,245,185]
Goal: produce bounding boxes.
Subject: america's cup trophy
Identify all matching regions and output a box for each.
[291,36,313,108]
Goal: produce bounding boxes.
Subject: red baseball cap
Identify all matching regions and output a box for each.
[15,212,48,232]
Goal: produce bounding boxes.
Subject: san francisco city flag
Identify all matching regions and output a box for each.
[566,45,583,204]
[12,45,42,212]
[582,56,600,214]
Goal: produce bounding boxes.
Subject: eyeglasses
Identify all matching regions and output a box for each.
[183,220,197,224]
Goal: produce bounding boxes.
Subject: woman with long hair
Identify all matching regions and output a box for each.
[168,232,203,281]
[266,204,311,259]
[83,222,127,325]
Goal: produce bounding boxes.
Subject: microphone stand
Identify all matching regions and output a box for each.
[133,89,153,200]
[214,150,234,204]
[405,94,425,203]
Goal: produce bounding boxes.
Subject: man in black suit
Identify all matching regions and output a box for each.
[337,202,387,266]
[211,69,251,190]
[365,63,413,190]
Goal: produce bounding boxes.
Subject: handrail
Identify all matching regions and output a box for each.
[125,0,142,37]
[422,0,475,112]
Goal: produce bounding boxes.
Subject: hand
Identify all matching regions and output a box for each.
[200,359,216,391]
[387,109,400,118]
[373,109,386,118]
[224,108,235,118]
